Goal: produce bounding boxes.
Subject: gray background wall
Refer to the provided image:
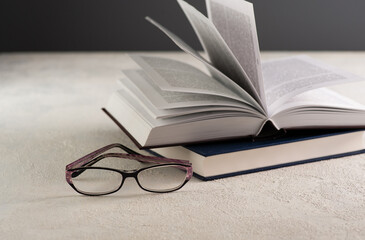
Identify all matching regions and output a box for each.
[1,0,365,52]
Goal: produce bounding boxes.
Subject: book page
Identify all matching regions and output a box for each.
[130,55,264,113]
[118,86,257,120]
[116,87,262,128]
[271,88,365,129]
[176,0,262,106]
[206,0,265,106]
[273,88,365,115]
[263,55,365,112]
[145,17,264,114]
[121,70,261,118]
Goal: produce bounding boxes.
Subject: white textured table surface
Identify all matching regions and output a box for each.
[1,52,365,239]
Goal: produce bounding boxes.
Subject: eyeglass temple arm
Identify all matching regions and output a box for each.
[70,152,191,178]
[75,152,190,169]
[66,143,141,170]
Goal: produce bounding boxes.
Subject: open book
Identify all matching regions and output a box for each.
[105,0,365,148]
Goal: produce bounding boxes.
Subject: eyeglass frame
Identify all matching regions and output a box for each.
[65,143,193,196]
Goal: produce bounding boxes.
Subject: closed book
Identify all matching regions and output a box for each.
[150,129,365,180]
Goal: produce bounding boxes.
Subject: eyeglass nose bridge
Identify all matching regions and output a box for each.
[120,169,139,178]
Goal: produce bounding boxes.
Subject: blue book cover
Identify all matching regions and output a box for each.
[151,129,365,181]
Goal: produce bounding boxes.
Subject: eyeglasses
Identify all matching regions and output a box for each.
[65,143,192,196]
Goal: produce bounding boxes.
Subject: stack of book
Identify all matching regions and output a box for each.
[104,0,365,180]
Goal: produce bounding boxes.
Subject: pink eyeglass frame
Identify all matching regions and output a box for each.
[65,143,193,196]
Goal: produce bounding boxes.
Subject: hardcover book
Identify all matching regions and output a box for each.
[150,129,365,180]
[104,0,365,148]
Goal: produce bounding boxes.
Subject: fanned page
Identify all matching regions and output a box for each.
[145,17,265,115]
[130,55,264,116]
[206,0,265,106]
[176,0,263,107]
[108,69,266,147]
[120,70,261,119]
[263,55,365,115]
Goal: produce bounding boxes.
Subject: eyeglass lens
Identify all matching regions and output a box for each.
[72,168,123,195]
[137,165,187,192]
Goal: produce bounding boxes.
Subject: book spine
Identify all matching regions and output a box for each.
[254,119,283,140]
